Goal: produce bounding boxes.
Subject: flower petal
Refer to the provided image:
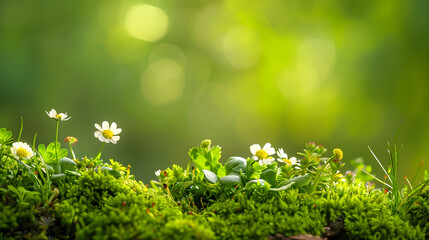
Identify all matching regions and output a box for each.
[95,124,103,131]
[113,128,122,135]
[250,144,261,155]
[263,143,272,151]
[266,148,276,156]
[277,148,286,158]
[112,136,120,142]
[94,131,102,138]
[102,121,109,130]
[110,122,117,131]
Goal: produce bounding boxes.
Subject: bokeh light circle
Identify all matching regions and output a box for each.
[223,26,261,69]
[125,4,168,42]
[141,59,185,105]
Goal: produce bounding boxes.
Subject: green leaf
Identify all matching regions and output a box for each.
[52,173,66,180]
[64,170,81,177]
[0,128,13,145]
[225,156,247,175]
[7,185,20,197]
[47,163,61,174]
[41,142,69,163]
[47,142,56,153]
[38,144,48,161]
[96,166,121,178]
[60,158,77,172]
[270,182,295,191]
[189,144,225,177]
[260,169,277,185]
[398,178,429,211]
[219,175,241,187]
[245,179,267,189]
[252,160,265,172]
[277,173,312,188]
[57,148,68,160]
[180,181,195,193]
[202,170,219,183]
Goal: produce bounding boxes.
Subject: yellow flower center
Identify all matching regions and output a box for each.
[55,114,62,120]
[16,148,28,158]
[255,149,268,159]
[102,129,114,139]
[283,158,292,165]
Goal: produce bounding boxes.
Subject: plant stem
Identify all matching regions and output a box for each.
[78,143,105,170]
[95,142,106,160]
[69,143,76,160]
[17,117,23,142]
[310,155,335,193]
[360,168,392,189]
[55,120,59,163]
[32,132,37,153]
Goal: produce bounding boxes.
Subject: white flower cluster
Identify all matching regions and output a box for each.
[250,143,297,166]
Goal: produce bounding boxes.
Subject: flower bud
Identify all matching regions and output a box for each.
[64,136,78,145]
[307,142,316,151]
[201,139,211,149]
[333,148,343,160]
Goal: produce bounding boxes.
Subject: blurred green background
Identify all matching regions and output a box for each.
[1,0,428,184]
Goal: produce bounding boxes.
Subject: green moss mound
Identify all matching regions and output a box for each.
[1,123,429,239]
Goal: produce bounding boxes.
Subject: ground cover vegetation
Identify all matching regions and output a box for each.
[1,110,429,239]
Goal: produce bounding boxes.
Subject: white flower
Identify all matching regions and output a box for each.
[46,109,71,121]
[250,143,276,166]
[155,169,161,177]
[11,142,34,160]
[258,158,275,166]
[94,121,122,144]
[277,148,297,165]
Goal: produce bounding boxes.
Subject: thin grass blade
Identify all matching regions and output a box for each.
[368,146,393,184]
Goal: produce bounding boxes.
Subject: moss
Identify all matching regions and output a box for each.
[405,185,429,230]
[1,134,428,239]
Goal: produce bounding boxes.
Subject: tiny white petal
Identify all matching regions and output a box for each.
[95,124,103,131]
[250,144,261,155]
[266,148,276,156]
[102,121,109,130]
[94,131,102,138]
[113,128,122,135]
[110,122,117,131]
[262,143,272,151]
